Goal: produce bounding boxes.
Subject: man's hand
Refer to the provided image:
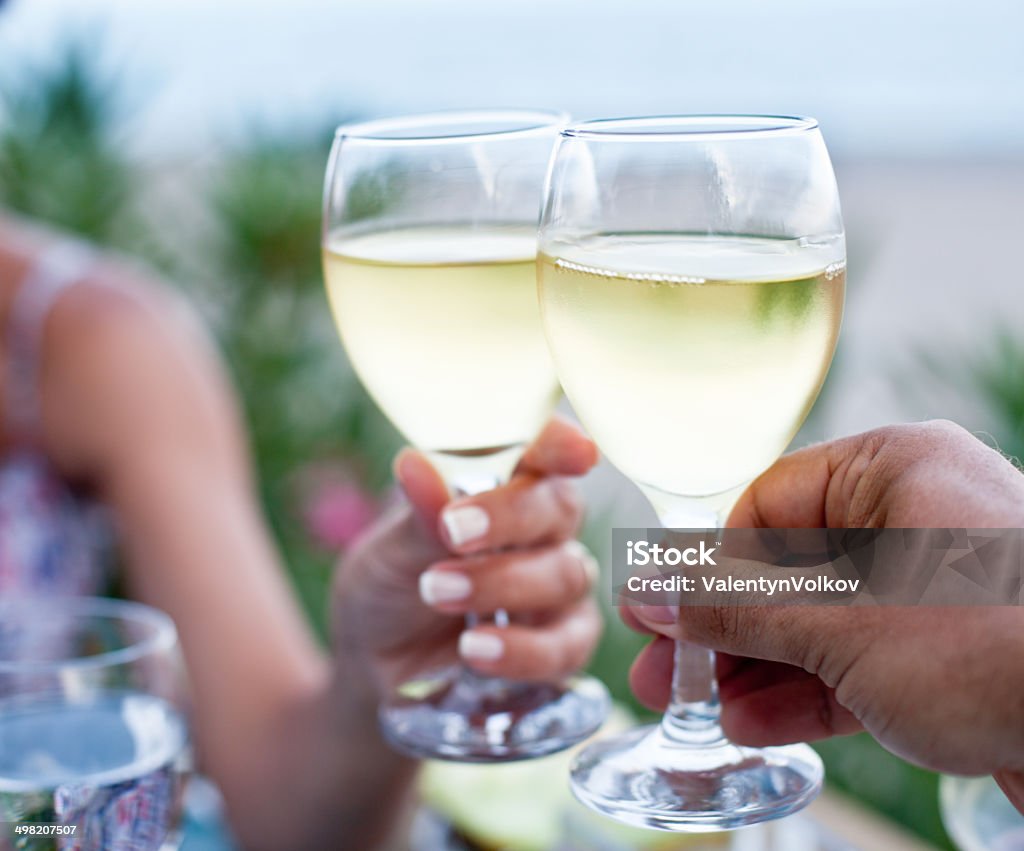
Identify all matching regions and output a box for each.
[626,421,1024,808]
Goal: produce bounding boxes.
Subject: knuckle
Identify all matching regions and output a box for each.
[682,602,762,656]
[784,609,840,672]
[813,610,874,692]
[924,418,967,438]
[555,631,583,675]
[552,637,573,676]
[564,642,588,675]
[503,476,541,526]
[841,420,973,527]
[814,684,835,735]
[477,554,535,611]
[798,635,830,677]
[557,607,597,674]
[836,430,897,526]
[710,601,745,647]
[485,562,527,609]
[560,541,596,599]
[867,419,963,456]
[507,477,534,512]
[547,477,583,527]
[853,425,901,464]
[860,423,906,445]
[519,635,559,679]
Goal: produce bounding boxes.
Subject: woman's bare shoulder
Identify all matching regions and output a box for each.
[42,263,244,480]
[55,261,208,351]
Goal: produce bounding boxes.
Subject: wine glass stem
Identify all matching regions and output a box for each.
[437,451,521,638]
[662,640,725,746]
[652,497,732,747]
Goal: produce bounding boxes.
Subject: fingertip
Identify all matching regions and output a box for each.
[628,637,674,712]
[618,606,658,635]
[558,426,599,475]
[521,416,599,476]
[569,436,600,476]
[631,604,681,638]
[556,418,599,472]
[393,447,424,491]
[725,486,757,528]
[393,447,448,528]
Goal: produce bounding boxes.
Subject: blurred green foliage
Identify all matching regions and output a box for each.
[0,40,135,247]
[202,134,401,628]
[919,330,1024,466]
[0,46,400,634]
[816,736,951,849]
[13,44,1024,851]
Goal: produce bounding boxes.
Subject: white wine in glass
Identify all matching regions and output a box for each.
[0,598,190,849]
[539,234,844,516]
[322,110,609,762]
[539,115,845,829]
[324,226,558,465]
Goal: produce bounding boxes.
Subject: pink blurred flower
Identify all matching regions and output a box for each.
[300,468,379,551]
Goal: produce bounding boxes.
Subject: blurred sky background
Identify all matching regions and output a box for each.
[1,0,1022,160]
[1,0,1022,521]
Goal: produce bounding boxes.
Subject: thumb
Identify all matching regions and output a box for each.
[393,448,450,541]
[727,432,871,528]
[632,600,860,676]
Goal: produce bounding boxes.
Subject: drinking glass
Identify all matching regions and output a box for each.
[941,775,1024,851]
[0,597,191,849]
[538,115,846,829]
[321,109,609,762]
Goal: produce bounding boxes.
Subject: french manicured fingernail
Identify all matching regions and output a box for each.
[459,630,504,662]
[566,540,599,586]
[419,570,472,605]
[638,604,678,624]
[441,505,489,548]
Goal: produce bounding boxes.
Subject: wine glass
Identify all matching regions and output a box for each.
[538,115,846,829]
[321,109,609,762]
[0,597,191,849]
[941,775,1024,851]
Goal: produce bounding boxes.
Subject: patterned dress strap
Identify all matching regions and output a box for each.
[6,240,96,441]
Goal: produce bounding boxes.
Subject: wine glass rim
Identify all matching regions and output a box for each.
[0,596,178,673]
[334,109,570,144]
[562,114,820,140]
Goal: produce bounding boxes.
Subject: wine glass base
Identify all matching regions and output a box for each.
[570,723,823,832]
[379,666,610,762]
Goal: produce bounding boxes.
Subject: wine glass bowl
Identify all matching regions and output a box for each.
[322,111,567,482]
[940,775,1024,851]
[538,115,845,828]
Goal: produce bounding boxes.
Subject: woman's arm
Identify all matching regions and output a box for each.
[40,271,413,848]
[36,263,601,849]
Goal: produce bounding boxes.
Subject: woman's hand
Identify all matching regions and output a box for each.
[332,416,602,696]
